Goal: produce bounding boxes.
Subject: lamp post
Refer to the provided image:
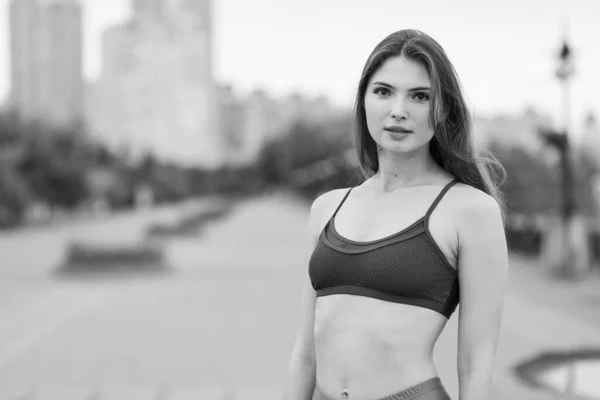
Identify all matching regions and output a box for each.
[555,38,575,230]
[539,31,581,277]
[551,30,592,277]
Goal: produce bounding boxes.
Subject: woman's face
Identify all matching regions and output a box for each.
[364,55,434,155]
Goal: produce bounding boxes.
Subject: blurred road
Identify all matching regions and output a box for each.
[0,192,599,399]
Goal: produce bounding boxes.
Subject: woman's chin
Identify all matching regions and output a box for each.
[379,139,428,155]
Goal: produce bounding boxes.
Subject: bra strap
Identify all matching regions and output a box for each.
[330,187,354,220]
[424,179,459,224]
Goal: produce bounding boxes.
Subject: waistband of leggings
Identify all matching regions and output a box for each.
[315,376,444,400]
[384,377,444,400]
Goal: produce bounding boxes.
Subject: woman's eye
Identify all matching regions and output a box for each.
[374,88,390,96]
[414,92,430,101]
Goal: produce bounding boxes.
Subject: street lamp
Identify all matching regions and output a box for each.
[539,31,579,277]
[555,36,575,224]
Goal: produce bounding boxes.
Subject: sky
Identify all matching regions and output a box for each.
[0,0,599,136]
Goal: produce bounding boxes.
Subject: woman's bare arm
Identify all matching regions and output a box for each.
[455,192,509,400]
[282,193,329,400]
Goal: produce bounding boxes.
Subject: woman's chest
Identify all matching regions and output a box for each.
[330,201,458,269]
[333,198,426,242]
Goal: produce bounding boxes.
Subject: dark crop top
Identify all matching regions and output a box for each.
[308,180,460,318]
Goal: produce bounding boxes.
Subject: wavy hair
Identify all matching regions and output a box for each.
[354,29,506,219]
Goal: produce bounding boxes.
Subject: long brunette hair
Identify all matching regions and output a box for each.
[354,29,506,218]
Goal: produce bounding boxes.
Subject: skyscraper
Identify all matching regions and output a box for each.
[9,0,83,128]
[88,0,221,168]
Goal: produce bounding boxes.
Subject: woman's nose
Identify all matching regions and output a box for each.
[390,99,408,119]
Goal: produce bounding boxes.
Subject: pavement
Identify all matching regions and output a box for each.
[0,192,598,399]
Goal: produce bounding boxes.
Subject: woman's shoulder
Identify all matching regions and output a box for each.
[445,182,504,232]
[310,187,353,216]
[305,187,354,241]
[449,182,501,214]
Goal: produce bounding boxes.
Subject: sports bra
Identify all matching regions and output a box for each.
[308,179,460,318]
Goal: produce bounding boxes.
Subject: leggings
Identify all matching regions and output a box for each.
[312,377,451,400]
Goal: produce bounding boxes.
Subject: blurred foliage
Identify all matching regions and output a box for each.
[488,139,599,257]
[489,142,561,214]
[18,131,89,209]
[0,112,256,228]
[0,165,32,227]
[255,115,360,201]
[0,114,91,225]
[489,141,598,216]
[2,106,598,236]
[132,154,191,203]
[278,118,352,171]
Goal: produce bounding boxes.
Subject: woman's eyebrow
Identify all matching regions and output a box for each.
[372,81,394,88]
[372,82,431,91]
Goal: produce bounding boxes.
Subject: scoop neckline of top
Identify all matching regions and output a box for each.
[329,215,425,245]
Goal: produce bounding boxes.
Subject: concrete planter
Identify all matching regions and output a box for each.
[56,240,168,276]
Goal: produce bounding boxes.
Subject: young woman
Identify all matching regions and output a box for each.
[283,29,509,400]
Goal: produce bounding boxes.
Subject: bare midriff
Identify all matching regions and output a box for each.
[314,293,448,399]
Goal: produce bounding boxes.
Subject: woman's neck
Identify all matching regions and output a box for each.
[372,149,443,192]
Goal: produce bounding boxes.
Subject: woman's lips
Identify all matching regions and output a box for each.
[385,128,412,134]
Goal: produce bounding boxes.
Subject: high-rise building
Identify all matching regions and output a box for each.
[9,0,83,127]
[87,0,221,168]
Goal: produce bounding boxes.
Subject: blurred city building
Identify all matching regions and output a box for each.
[473,108,552,154]
[581,112,600,216]
[9,0,83,128]
[216,84,247,166]
[237,88,348,165]
[581,112,600,166]
[87,0,222,168]
[240,88,288,164]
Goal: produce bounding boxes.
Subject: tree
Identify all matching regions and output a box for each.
[489,142,560,214]
[0,166,32,227]
[17,128,89,209]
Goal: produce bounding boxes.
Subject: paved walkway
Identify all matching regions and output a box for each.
[0,192,598,399]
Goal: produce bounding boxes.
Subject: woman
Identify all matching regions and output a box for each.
[283,29,508,400]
